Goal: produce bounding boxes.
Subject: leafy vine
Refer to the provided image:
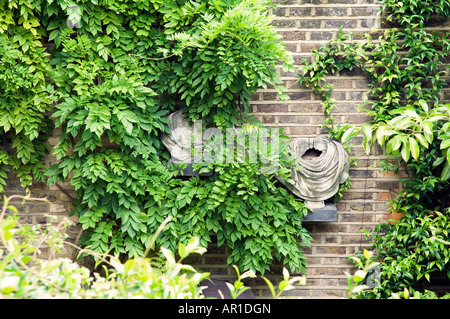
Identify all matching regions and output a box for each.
[1,0,311,275]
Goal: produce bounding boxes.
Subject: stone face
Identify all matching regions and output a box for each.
[277,137,350,209]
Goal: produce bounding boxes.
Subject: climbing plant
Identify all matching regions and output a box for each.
[0,0,311,275]
[162,0,292,128]
[0,1,55,190]
[298,0,450,297]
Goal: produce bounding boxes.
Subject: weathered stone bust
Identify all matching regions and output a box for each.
[161,110,219,175]
[278,137,350,209]
[161,110,199,164]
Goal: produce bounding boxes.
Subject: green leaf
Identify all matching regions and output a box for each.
[353,270,367,283]
[440,138,450,150]
[361,124,372,154]
[178,242,187,259]
[341,127,358,144]
[48,30,59,41]
[261,276,276,298]
[441,161,450,181]
[423,121,434,144]
[401,140,411,162]
[409,137,420,159]
[433,156,445,168]
[376,126,386,146]
[418,99,428,113]
[415,133,428,148]
[386,135,402,155]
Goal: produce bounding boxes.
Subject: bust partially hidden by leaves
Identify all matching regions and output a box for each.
[0,195,305,299]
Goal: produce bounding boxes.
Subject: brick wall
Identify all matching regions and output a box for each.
[254,0,388,298]
[189,0,397,299]
[3,0,449,299]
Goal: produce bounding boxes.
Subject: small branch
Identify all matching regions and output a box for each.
[62,240,115,267]
[128,38,203,63]
[129,53,178,61]
[55,182,75,201]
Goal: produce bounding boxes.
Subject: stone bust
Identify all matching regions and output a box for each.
[160,110,221,167]
[278,137,350,209]
[161,110,200,164]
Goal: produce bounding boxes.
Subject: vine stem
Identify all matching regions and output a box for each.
[128,53,178,61]
[143,215,172,258]
[55,182,74,201]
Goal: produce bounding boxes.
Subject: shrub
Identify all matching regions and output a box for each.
[0,195,209,298]
[0,195,305,298]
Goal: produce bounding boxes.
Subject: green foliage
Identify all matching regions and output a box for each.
[382,0,450,26]
[366,211,450,297]
[345,249,380,298]
[0,0,310,276]
[298,0,450,297]
[262,266,307,299]
[163,0,293,128]
[0,195,305,299]
[0,0,61,189]
[0,195,209,298]
[298,29,361,138]
[0,32,54,190]
[346,248,450,299]
[143,125,312,274]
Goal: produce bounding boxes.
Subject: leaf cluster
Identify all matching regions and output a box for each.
[164,0,293,128]
[0,195,210,299]
[0,30,54,189]
[382,0,450,26]
[143,127,312,274]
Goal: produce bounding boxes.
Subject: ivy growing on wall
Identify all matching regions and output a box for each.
[0,0,311,275]
[298,0,450,297]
